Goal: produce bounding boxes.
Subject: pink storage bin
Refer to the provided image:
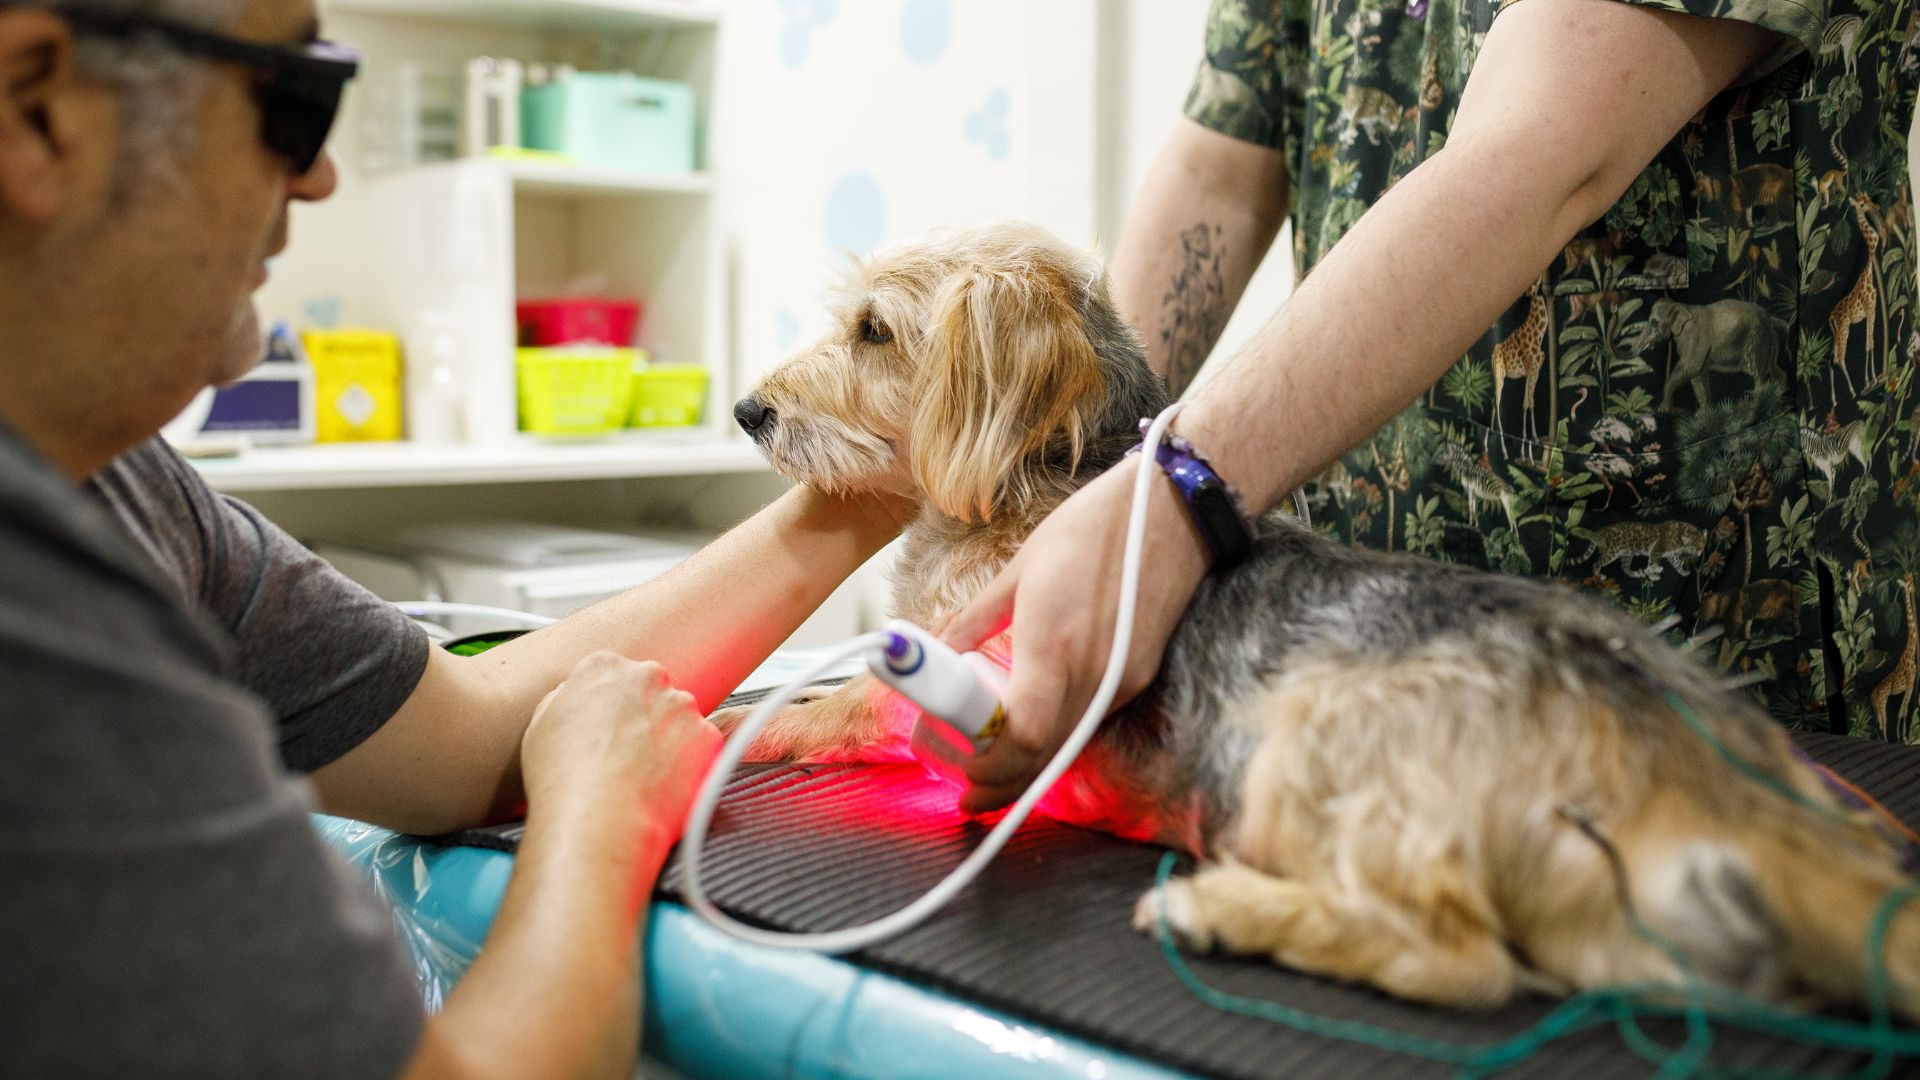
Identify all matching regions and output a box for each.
[516,298,643,347]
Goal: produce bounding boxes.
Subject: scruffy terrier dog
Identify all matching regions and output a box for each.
[725,222,1919,1017]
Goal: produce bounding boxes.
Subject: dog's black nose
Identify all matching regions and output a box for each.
[733,397,773,434]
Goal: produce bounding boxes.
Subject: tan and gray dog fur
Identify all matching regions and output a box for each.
[722,222,1920,1018]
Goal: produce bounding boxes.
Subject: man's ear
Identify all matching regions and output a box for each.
[0,8,103,225]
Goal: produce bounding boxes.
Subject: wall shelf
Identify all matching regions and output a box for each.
[326,0,721,33]
[503,160,716,198]
[189,437,768,493]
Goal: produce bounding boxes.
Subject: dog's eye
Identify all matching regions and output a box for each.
[862,317,894,346]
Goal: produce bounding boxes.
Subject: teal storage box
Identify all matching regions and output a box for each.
[521,72,696,173]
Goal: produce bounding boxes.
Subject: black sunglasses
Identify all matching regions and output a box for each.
[44,4,360,174]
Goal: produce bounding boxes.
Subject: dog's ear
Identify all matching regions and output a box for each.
[911,264,1106,521]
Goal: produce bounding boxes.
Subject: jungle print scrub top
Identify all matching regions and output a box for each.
[1185,0,1920,739]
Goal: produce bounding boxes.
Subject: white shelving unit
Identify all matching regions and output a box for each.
[226,0,746,501]
[502,158,718,197]
[327,0,721,34]
[192,437,767,494]
[349,151,730,447]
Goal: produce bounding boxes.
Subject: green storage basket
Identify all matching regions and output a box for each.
[521,72,698,174]
[517,347,636,436]
[628,364,709,428]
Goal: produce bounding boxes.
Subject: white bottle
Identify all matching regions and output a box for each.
[405,309,471,445]
[462,56,522,157]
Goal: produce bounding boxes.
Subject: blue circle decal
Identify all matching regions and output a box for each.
[900,0,952,65]
[824,172,886,254]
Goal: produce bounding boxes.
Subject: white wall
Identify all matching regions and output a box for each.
[711,0,1098,389]
[712,0,1292,394]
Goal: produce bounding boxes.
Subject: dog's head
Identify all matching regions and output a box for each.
[735,223,1166,522]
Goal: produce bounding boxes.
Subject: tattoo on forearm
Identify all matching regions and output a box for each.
[1161,223,1228,396]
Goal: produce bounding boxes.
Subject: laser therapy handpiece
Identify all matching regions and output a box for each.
[869,619,1008,768]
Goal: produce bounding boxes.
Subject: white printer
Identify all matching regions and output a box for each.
[316,521,864,646]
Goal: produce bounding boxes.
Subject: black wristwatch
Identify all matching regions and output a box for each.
[1127,423,1255,571]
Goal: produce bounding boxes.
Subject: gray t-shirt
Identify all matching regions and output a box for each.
[0,429,427,1079]
[87,438,430,770]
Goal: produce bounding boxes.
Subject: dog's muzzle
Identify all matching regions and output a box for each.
[733,396,774,437]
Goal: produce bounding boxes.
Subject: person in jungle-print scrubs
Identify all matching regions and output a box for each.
[1123,0,1920,742]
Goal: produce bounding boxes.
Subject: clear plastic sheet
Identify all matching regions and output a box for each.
[313,815,510,1010]
[313,815,1186,1079]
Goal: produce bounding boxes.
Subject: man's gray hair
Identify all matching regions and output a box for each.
[23,0,249,166]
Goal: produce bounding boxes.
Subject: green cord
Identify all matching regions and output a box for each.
[1151,692,1920,1080]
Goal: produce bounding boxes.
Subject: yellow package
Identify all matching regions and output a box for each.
[302,329,404,442]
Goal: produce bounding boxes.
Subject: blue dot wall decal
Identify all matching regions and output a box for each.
[899,0,952,66]
[825,172,886,254]
[779,23,810,67]
[774,309,802,349]
[778,0,836,67]
[304,295,343,329]
[965,87,1011,160]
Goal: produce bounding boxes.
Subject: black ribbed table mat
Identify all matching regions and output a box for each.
[449,728,1920,1079]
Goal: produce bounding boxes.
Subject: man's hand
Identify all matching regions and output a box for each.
[402,653,722,1080]
[942,462,1210,813]
[520,652,722,835]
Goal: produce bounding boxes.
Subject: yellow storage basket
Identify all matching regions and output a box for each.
[628,364,709,428]
[516,348,636,436]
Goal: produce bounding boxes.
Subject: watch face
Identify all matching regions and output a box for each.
[1194,485,1239,532]
[1192,482,1252,562]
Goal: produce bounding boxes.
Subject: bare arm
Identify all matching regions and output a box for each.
[946,0,1782,810]
[396,654,721,1080]
[1180,0,1778,511]
[313,485,907,834]
[1108,118,1289,396]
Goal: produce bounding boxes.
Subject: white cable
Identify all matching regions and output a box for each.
[393,601,559,629]
[680,401,1187,953]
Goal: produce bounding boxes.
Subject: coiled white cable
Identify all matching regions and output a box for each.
[679,401,1186,953]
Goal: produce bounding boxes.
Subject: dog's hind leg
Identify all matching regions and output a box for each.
[1133,859,1522,1009]
[709,673,917,763]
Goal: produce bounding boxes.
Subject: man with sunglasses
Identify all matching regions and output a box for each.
[0,1,910,1077]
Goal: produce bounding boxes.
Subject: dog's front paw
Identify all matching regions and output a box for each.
[787,683,838,706]
[708,703,754,735]
[1132,878,1214,952]
[712,683,839,726]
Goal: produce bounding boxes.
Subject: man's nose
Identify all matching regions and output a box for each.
[288,149,339,203]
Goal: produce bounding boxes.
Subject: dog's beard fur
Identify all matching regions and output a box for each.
[757,406,899,496]
[727,222,1920,1023]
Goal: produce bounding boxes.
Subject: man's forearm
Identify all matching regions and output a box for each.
[1110,119,1288,396]
[316,484,901,832]
[1177,137,1594,512]
[479,484,899,714]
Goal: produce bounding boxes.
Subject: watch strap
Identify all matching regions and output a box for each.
[1126,422,1255,571]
